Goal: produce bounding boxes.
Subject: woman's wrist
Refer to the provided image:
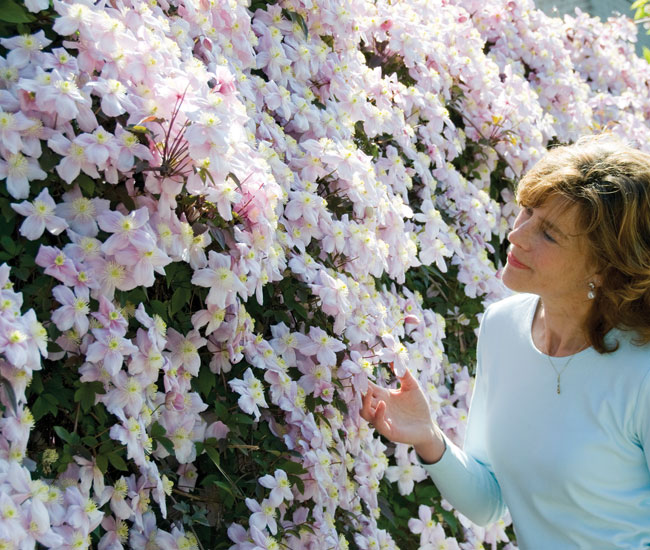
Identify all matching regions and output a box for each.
[413,425,446,464]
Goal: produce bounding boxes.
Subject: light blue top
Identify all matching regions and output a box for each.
[422,293,650,549]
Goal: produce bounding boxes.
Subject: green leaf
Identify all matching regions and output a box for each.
[0,375,17,415]
[74,382,104,413]
[0,235,16,256]
[193,364,215,397]
[278,460,307,475]
[440,508,459,535]
[81,435,98,447]
[32,395,58,420]
[232,413,254,425]
[77,174,96,197]
[150,421,166,439]
[150,300,168,322]
[283,9,308,39]
[95,453,108,474]
[414,483,439,502]
[170,286,191,316]
[107,452,128,471]
[205,445,220,467]
[53,426,72,443]
[226,172,242,189]
[156,436,175,455]
[213,480,233,496]
[0,0,36,23]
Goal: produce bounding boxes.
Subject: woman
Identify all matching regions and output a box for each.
[361,134,650,548]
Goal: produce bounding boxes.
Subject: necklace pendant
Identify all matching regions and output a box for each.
[556,376,561,394]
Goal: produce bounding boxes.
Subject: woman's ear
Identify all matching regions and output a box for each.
[590,272,603,289]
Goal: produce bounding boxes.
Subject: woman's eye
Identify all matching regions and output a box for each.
[542,230,556,243]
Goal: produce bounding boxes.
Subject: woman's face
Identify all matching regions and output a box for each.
[501,196,599,305]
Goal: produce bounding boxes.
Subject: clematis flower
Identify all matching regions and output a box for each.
[51,285,90,335]
[85,328,139,376]
[113,124,153,172]
[11,188,68,240]
[258,469,293,506]
[295,326,345,367]
[0,151,47,199]
[165,328,206,376]
[191,251,247,309]
[245,497,278,535]
[229,368,267,421]
[34,245,78,286]
[0,108,33,154]
[98,208,156,256]
[56,186,110,237]
[0,30,51,69]
[47,133,101,184]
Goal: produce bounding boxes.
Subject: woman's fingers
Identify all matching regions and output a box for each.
[360,386,377,421]
[373,399,391,436]
[398,366,417,390]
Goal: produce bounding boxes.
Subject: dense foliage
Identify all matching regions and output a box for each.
[1,0,650,549]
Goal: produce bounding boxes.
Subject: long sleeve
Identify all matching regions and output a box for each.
[419,308,506,525]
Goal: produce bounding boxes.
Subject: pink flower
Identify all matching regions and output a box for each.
[205,420,230,440]
[102,370,145,419]
[11,188,68,240]
[164,329,206,376]
[245,497,278,535]
[378,334,410,376]
[109,417,148,467]
[134,303,167,351]
[113,124,153,172]
[35,70,96,127]
[296,326,345,366]
[0,151,47,199]
[0,30,51,69]
[269,322,300,365]
[85,328,139,376]
[129,328,165,382]
[228,368,267,421]
[0,108,33,154]
[35,245,78,286]
[89,257,137,300]
[259,469,293,506]
[56,186,110,237]
[191,251,247,308]
[51,285,90,335]
[47,133,100,184]
[92,295,128,336]
[42,47,78,76]
[74,128,118,169]
[86,77,133,117]
[114,242,171,287]
[98,208,156,256]
[98,515,128,550]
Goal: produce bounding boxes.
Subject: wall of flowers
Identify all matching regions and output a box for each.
[0,0,649,548]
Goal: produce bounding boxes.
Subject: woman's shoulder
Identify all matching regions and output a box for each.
[483,292,537,325]
[606,328,650,370]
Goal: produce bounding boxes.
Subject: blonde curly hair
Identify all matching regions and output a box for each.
[516,134,650,353]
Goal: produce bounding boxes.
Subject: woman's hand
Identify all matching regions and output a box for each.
[360,366,446,463]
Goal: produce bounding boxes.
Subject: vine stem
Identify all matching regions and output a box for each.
[73,402,81,434]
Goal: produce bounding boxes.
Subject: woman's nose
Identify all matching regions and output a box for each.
[507,212,529,249]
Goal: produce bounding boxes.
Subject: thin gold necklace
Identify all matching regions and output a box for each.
[545,354,575,395]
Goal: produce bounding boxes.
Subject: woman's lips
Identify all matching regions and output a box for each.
[507,251,529,269]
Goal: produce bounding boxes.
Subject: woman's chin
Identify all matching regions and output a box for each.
[501,265,527,293]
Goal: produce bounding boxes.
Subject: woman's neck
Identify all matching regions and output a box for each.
[532,297,591,357]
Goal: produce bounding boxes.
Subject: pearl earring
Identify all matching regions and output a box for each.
[587,282,596,300]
